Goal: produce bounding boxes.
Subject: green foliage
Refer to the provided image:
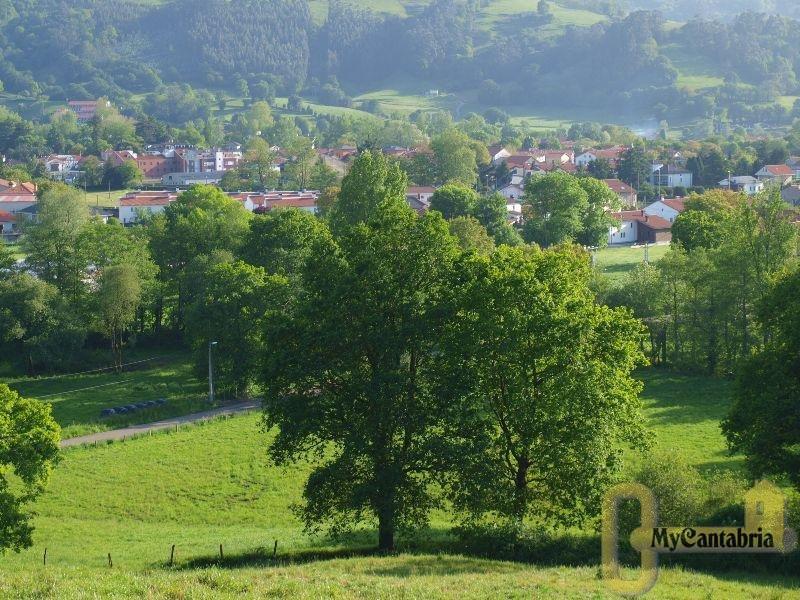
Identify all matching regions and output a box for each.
[448,216,495,255]
[263,198,459,550]
[431,128,479,186]
[472,193,523,247]
[0,384,60,553]
[95,264,142,370]
[20,185,89,300]
[328,150,407,233]
[430,184,479,220]
[435,245,649,524]
[187,259,287,397]
[723,266,800,491]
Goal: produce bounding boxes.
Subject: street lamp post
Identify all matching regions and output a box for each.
[208,341,218,403]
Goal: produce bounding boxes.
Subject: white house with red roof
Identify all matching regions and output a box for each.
[609,210,674,245]
[118,191,178,224]
[644,198,686,223]
[0,180,37,214]
[576,146,627,169]
[241,191,321,214]
[603,179,637,206]
[755,164,794,186]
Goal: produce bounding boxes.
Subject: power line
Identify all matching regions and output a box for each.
[18,354,180,382]
[34,379,135,400]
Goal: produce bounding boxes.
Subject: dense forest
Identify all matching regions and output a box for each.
[2,0,800,128]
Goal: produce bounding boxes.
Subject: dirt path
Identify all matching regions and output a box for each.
[61,401,260,448]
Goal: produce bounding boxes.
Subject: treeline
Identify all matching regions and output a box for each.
[3,1,800,127]
[601,189,799,375]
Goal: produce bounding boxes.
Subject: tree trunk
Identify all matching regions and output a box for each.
[378,507,395,552]
[513,458,530,522]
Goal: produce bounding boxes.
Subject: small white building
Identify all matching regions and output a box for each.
[498,184,524,201]
[118,192,176,224]
[718,176,764,196]
[651,164,693,188]
[755,164,794,186]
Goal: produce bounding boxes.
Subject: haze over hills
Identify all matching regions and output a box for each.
[1,0,800,132]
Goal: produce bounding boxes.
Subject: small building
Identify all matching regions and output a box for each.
[651,164,693,188]
[161,171,225,186]
[781,185,800,207]
[43,154,83,183]
[718,176,764,196]
[755,164,794,186]
[644,198,685,223]
[609,210,673,245]
[67,99,110,121]
[576,146,627,169]
[118,191,178,224]
[498,184,524,202]
[406,186,436,213]
[240,191,321,214]
[602,179,637,206]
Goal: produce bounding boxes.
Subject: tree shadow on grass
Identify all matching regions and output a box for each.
[167,527,800,590]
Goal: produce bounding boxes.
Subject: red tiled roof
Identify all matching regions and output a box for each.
[0,210,15,221]
[0,194,37,203]
[407,186,436,194]
[662,198,686,212]
[613,210,672,230]
[603,179,636,194]
[764,164,794,176]
[119,197,173,207]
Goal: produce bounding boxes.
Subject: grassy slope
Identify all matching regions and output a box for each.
[595,243,671,282]
[2,369,790,598]
[5,353,210,439]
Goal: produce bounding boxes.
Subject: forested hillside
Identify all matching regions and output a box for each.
[1,0,800,129]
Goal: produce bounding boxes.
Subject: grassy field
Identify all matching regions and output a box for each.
[2,368,795,598]
[5,353,211,439]
[595,243,671,282]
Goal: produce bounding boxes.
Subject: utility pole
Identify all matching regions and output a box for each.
[208,341,218,403]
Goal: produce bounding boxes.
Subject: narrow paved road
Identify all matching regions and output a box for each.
[61,401,260,448]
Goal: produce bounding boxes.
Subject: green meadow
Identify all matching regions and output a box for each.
[2,362,797,597]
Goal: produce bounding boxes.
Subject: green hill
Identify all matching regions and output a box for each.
[1,369,793,598]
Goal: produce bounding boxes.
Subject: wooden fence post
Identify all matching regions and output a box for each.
[169,544,175,567]
[219,544,224,561]
[273,540,278,558]
[43,547,47,566]
[107,553,113,568]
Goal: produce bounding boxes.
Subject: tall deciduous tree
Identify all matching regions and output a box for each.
[430,183,478,220]
[263,198,459,551]
[188,259,286,398]
[21,185,89,301]
[522,172,588,247]
[328,150,407,233]
[0,384,61,552]
[436,246,649,524]
[723,268,800,491]
[431,128,479,186]
[96,264,142,370]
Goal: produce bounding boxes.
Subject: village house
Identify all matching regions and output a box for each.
[644,198,685,223]
[651,164,693,188]
[718,176,764,196]
[575,146,627,169]
[0,210,17,240]
[602,179,637,206]
[238,190,321,214]
[44,154,84,184]
[67,99,110,121]
[406,186,436,213]
[608,210,673,245]
[0,179,37,214]
[781,185,800,207]
[488,145,512,164]
[498,183,524,202]
[118,191,178,224]
[755,164,794,186]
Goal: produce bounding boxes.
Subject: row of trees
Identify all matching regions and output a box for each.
[603,189,798,374]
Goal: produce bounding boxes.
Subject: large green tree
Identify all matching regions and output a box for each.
[21,185,89,300]
[723,268,800,491]
[522,172,588,247]
[262,199,459,551]
[95,264,143,370]
[188,259,286,398]
[328,150,407,233]
[436,246,649,523]
[429,183,478,220]
[0,384,61,553]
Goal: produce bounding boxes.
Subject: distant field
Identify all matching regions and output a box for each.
[595,243,671,282]
[81,188,130,207]
[6,353,210,439]
[662,44,726,91]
